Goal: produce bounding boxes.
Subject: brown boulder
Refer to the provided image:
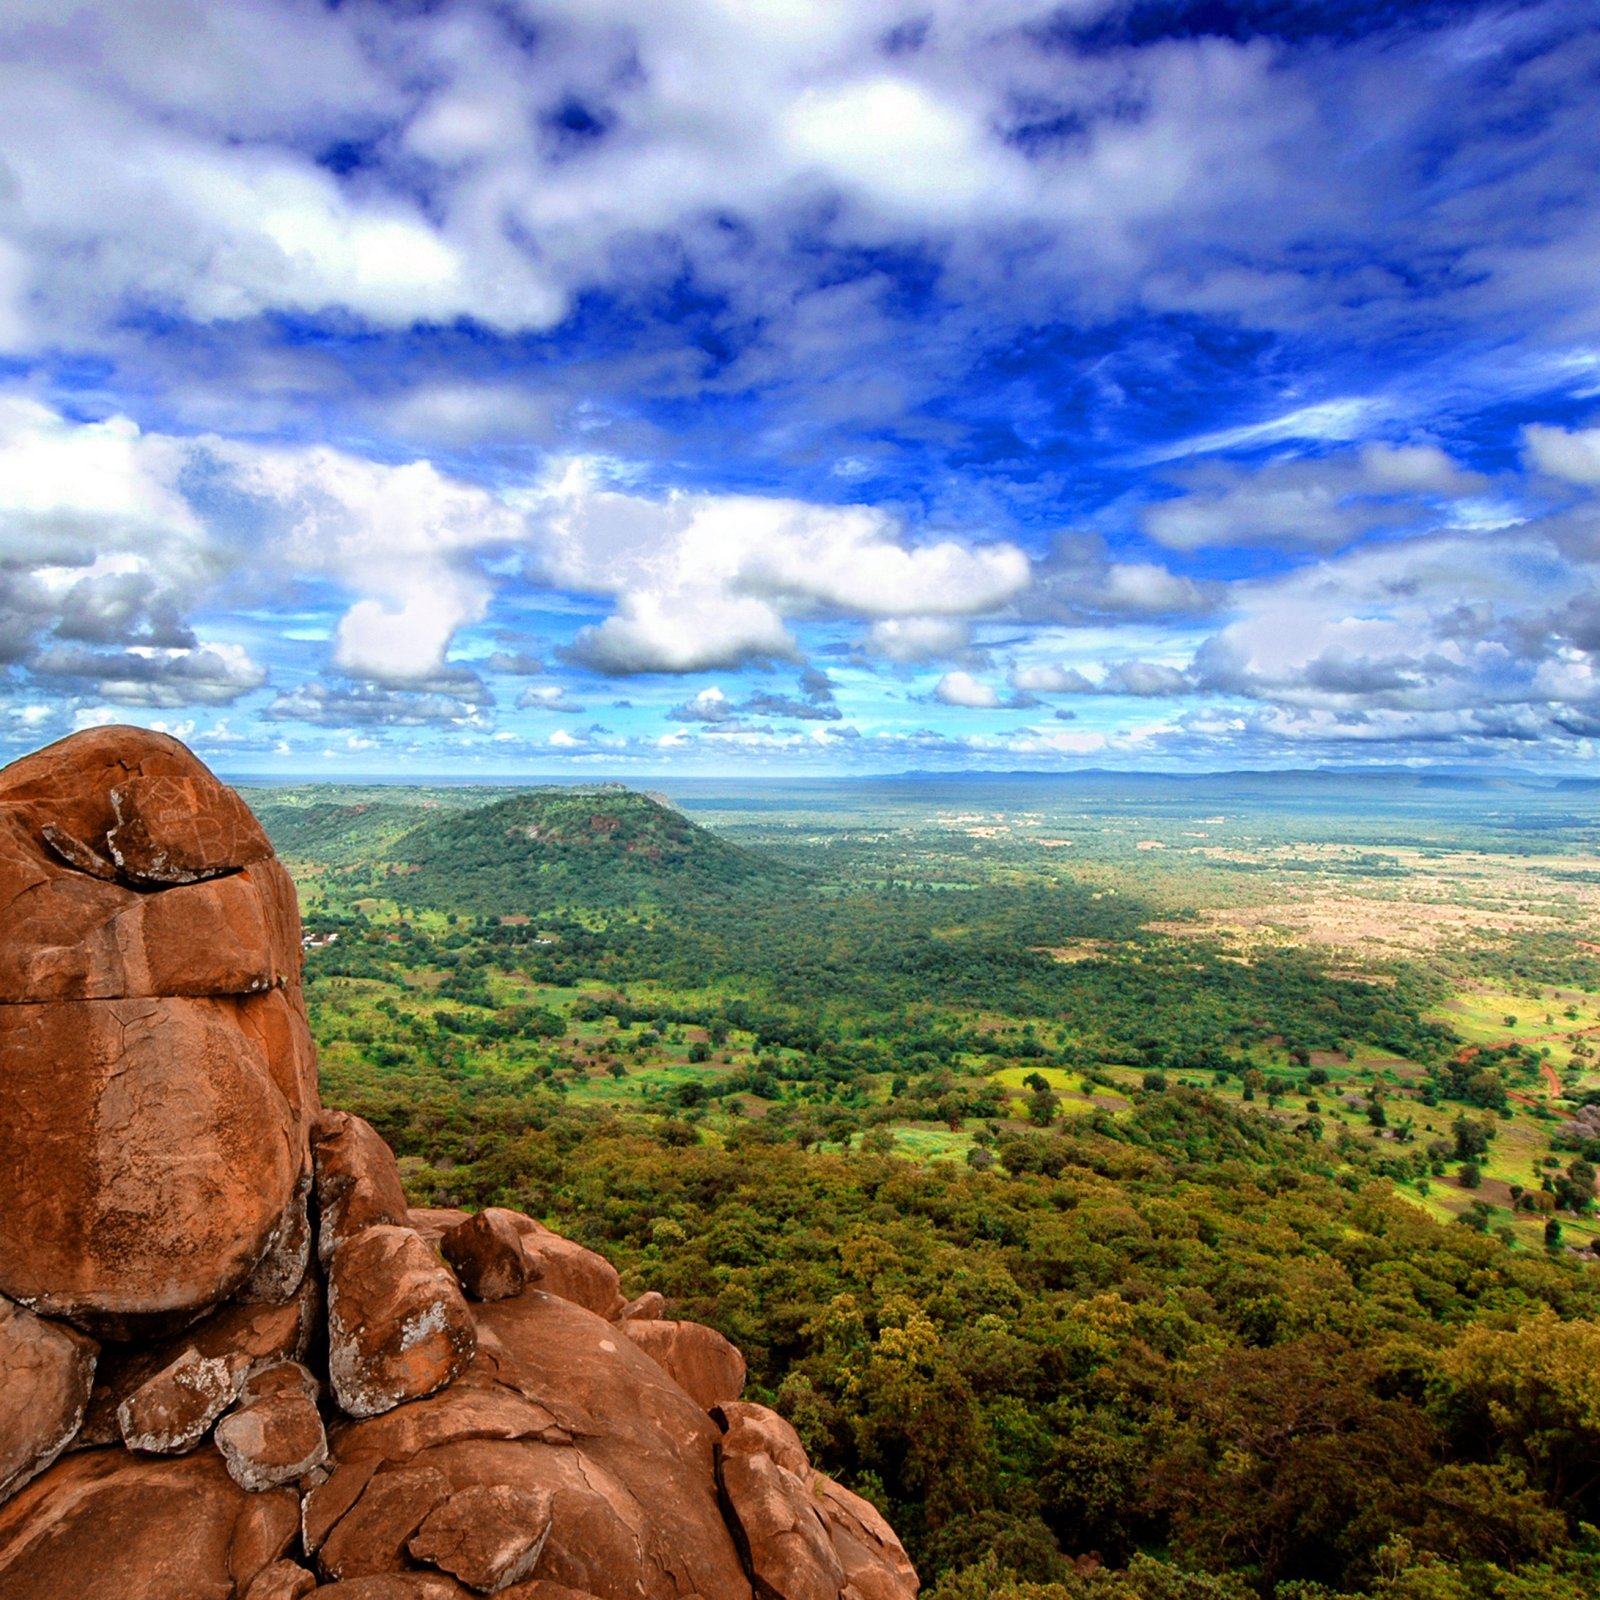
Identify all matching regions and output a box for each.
[215,1372,329,1491]
[618,1291,665,1323]
[718,1444,844,1600]
[504,1217,624,1320]
[622,1318,746,1411]
[117,1345,248,1454]
[715,1405,919,1600]
[312,1578,473,1598]
[238,1167,315,1305]
[0,1295,97,1505]
[327,1225,476,1418]
[317,1463,454,1581]
[0,992,310,1337]
[408,1483,554,1593]
[812,1478,920,1600]
[246,1560,319,1600]
[441,1210,529,1302]
[0,726,273,889]
[0,1445,298,1600]
[80,1272,320,1448]
[322,1289,753,1600]
[315,1112,412,1264]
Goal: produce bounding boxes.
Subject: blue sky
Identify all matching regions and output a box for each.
[3,0,1600,775]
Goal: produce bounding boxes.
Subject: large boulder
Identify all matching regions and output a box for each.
[0,1446,300,1600]
[0,728,317,1339]
[326,1225,476,1418]
[0,1296,97,1503]
[318,1289,754,1600]
[621,1318,746,1411]
[0,728,920,1600]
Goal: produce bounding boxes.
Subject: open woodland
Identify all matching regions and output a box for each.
[246,771,1600,1600]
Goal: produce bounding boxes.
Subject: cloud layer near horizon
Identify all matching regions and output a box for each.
[3,0,1600,774]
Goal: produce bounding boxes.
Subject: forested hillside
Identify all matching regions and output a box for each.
[261,779,1600,1600]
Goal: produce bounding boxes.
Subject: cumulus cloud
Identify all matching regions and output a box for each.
[863,617,973,663]
[1525,423,1600,486]
[221,443,523,683]
[534,460,1029,674]
[29,642,267,707]
[263,679,492,728]
[1024,534,1218,624]
[935,670,1002,709]
[516,684,585,713]
[1142,444,1486,553]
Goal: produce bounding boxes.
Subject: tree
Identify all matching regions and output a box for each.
[1026,1088,1060,1128]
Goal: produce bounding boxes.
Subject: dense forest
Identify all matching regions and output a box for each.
[258,781,1600,1600]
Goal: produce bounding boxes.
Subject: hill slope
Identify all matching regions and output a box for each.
[390,786,792,914]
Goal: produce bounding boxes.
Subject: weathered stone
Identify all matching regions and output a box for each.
[622,1318,746,1411]
[215,1380,329,1490]
[409,1483,555,1593]
[0,993,310,1337]
[0,1446,298,1600]
[80,1274,319,1448]
[715,1402,811,1479]
[715,1404,919,1600]
[812,1476,920,1600]
[618,1291,665,1323]
[322,1290,754,1600]
[0,726,273,889]
[0,1295,97,1506]
[327,1225,476,1418]
[717,1446,844,1600]
[504,1217,624,1320]
[314,1112,412,1265]
[238,1167,314,1305]
[245,1559,319,1600]
[117,1345,248,1454]
[441,1210,529,1302]
[311,1577,473,1598]
[317,1463,454,1581]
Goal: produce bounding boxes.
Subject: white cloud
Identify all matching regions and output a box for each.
[1525,423,1600,486]
[1009,663,1093,693]
[221,443,520,682]
[863,617,972,663]
[532,459,1030,674]
[1143,443,1486,553]
[934,670,1001,708]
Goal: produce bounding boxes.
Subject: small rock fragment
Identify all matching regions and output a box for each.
[316,1464,453,1581]
[409,1483,555,1594]
[504,1216,624,1319]
[326,1225,475,1418]
[623,1318,746,1410]
[215,1372,328,1491]
[118,1346,248,1454]
[441,1209,529,1302]
[312,1111,411,1264]
[245,1558,319,1600]
[0,1296,97,1505]
[618,1290,665,1323]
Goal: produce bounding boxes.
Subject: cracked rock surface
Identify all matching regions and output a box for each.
[0,729,918,1600]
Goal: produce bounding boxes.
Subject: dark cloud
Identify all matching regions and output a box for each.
[29,643,266,706]
[486,650,545,676]
[264,678,492,727]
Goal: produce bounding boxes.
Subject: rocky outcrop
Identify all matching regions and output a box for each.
[0,730,917,1600]
[0,727,316,1339]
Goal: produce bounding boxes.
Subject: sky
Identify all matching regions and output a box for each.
[3,0,1600,777]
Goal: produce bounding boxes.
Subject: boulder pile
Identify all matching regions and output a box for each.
[0,729,919,1600]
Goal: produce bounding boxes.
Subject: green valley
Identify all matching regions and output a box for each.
[250,773,1600,1600]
